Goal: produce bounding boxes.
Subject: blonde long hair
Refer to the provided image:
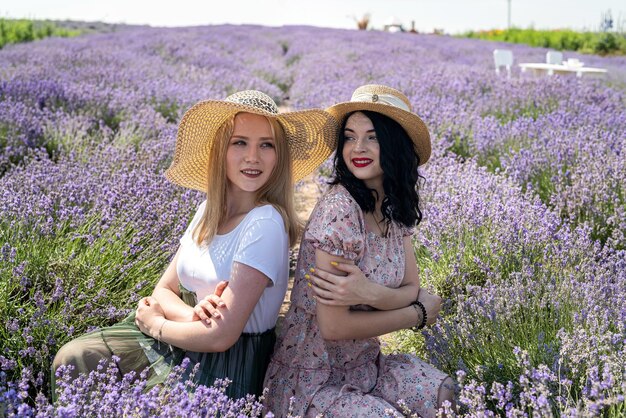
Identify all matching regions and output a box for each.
[192,113,301,247]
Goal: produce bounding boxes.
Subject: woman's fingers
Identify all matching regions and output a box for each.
[329,261,358,275]
[308,279,345,306]
[193,304,211,325]
[214,280,229,297]
[134,316,145,332]
[136,297,153,316]
[206,294,226,308]
[309,283,334,300]
[313,268,342,286]
[307,272,336,293]
[193,297,225,326]
[200,299,221,318]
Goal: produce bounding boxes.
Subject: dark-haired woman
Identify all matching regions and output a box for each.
[264,85,455,417]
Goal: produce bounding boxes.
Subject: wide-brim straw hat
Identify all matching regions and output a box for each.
[326,84,431,165]
[165,90,338,192]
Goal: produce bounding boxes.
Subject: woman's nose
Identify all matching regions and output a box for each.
[353,137,367,152]
[245,146,260,162]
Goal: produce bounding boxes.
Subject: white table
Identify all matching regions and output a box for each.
[519,63,607,78]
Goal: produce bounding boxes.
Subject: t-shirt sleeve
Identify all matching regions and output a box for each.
[232,217,288,286]
[305,192,365,261]
[179,200,207,246]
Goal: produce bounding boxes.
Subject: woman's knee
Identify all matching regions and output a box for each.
[52,340,84,375]
[52,338,108,377]
[437,376,456,407]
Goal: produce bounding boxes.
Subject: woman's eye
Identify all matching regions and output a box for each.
[344,136,356,142]
[231,140,246,146]
[368,136,378,141]
[261,142,275,149]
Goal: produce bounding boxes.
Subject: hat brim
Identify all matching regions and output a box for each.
[326,102,431,166]
[165,100,338,192]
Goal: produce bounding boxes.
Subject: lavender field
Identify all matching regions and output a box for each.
[1,25,625,416]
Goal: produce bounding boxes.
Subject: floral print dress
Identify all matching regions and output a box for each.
[264,185,449,417]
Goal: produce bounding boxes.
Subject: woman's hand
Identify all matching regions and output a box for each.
[192,281,228,325]
[135,296,166,338]
[416,289,442,326]
[307,263,375,306]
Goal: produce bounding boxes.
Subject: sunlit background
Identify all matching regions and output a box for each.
[1,0,625,33]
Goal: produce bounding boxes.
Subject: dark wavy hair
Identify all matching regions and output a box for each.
[331,110,423,228]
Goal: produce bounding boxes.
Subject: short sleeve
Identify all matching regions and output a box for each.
[232,217,288,286]
[402,225,415,238]
[304,188,365,261]
[180,200,207,246]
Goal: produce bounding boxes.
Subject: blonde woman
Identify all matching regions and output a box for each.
[52,91,337,399]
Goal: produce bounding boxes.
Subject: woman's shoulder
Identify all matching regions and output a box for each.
[189,199,207,214]
[318,184,360,212]
[308,184,363,229]
[187,199,208,230]
[246,205,286,229]
[305,184,366,258]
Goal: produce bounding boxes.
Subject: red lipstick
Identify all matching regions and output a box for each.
[352,158,373,168]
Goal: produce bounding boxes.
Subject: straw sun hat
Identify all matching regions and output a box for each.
[326,84,431,165]
[165,90,338,192]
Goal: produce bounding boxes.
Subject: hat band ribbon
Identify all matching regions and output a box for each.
[350,92,410,112]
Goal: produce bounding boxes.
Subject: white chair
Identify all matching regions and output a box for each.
[493,49,513,78]
[546,51,563,65]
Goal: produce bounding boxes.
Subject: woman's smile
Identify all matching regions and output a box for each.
[240,168,263,178]
[351,158,373,168]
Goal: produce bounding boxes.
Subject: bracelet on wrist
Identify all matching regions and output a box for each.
[410,301,427,331]
[157,319,167,341]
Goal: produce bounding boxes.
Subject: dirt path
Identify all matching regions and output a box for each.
[277,104,325,323]
[277,174,323,324]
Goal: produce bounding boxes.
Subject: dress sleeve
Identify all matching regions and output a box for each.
[232,217,288,286]
[402,225,416,238]
[304,189,365,262]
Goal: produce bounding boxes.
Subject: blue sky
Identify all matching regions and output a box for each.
[1,0,624,34]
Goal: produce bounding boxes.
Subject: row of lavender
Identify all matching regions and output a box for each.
[1,25,624,416]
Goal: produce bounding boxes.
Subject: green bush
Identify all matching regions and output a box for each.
[461,28,626,56]
[0,19,82,49]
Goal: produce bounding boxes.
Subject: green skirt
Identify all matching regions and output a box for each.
[51,286,276,400]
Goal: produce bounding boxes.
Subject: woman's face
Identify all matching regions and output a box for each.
[226,112,277,195]
[342,112,383,190]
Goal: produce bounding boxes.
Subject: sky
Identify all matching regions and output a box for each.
[1,0,624,34]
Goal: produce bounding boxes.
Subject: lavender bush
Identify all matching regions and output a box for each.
[0,144,203,394]
[1,24,624,416]
[0,358,266,417]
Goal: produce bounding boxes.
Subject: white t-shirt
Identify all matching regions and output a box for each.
[177,201,289,333]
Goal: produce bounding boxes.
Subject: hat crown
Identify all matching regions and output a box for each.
[166,91,338,191]
[350,84,412,112]
[225,90,278,114]
[326,83,430,166]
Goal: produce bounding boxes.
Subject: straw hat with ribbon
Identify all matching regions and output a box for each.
[326,84,431,165]
[165,90,338,192]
